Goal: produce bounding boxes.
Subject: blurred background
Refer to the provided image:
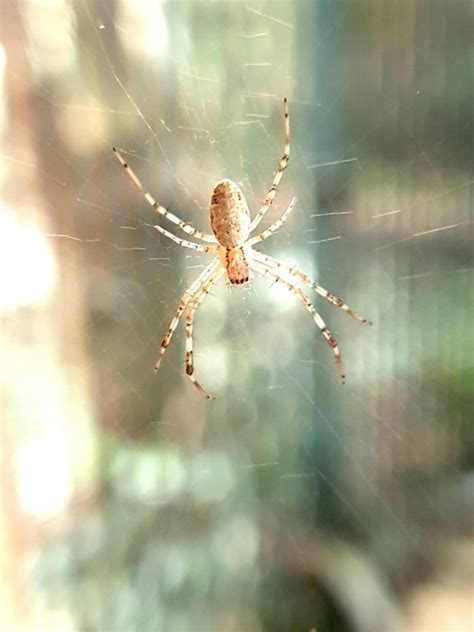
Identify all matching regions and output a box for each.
[1,1,472,631]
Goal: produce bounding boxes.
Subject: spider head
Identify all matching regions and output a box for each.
[218,246,250,286]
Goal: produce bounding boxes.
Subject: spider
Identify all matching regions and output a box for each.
[113,98,371,399]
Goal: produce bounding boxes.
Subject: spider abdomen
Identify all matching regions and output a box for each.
[210,179,250,248]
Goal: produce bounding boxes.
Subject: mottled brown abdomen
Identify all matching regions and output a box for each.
[210,179,251,248]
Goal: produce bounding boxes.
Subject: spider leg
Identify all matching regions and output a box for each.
[185,267,225,399]
[252,251,371,324]
[154,258,220,373]
[249,98,290,232]
[153,224,217,253]
[113,147,217,243]
[247,197,297,246]
[251,260,346,383]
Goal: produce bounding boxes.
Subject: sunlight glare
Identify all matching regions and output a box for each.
[0,207,56,309]
[117,0,168,59]
[15,428,72,519]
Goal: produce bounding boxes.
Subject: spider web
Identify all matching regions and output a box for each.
[2,1,473,631]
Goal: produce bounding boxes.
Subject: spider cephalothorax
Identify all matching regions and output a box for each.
[113,98,371,399]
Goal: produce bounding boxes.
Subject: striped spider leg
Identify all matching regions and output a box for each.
[154,258,220,375]
[249,258,346,383]
[185,267,225,399]
[112,146,217,243]
[251,251,371,324]
[249,97,290,232]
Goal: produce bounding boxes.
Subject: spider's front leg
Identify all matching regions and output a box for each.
[252,251,371,325]
[184,268,224,399]
[251,259,346,383]
[154,259,219,373]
